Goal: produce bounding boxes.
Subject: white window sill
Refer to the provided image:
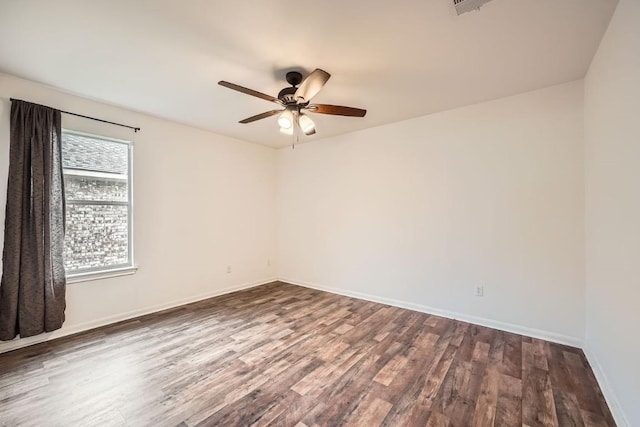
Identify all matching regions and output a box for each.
[67,266,138,284]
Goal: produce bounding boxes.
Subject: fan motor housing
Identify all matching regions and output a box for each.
[278,86,297,103]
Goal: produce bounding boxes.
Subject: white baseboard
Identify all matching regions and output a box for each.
[279,277,583,348]
[583,346,630,427]
[0,277,277,354]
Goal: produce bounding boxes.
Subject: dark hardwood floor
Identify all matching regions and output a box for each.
[0,282,615,427]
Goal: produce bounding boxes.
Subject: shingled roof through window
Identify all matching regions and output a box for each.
[61,133,128,175]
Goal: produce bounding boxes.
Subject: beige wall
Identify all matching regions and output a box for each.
[277,81,585,345]
[0,72,278,353]
[584,0,640,425]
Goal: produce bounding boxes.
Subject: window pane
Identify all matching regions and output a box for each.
[64,174,128,202]
[63,204,129,272]
[61,131,132,275]
[62,133,128,175]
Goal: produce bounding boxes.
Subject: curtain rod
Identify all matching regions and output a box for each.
[9,98,141,133]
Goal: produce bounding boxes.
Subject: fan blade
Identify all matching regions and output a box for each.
[307,104,367,117]
[239,109,283,124]
[295,69,331,104]
[219,81,282,104]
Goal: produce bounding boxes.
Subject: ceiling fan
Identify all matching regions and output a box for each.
[218,69,366,137]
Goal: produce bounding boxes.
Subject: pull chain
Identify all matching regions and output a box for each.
[292,110,299,149]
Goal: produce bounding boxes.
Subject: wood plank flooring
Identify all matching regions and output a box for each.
[0,282,615,426]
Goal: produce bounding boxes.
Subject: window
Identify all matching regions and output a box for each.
[61,130,134,278]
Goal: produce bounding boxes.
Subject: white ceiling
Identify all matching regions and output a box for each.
[0,0,617,148]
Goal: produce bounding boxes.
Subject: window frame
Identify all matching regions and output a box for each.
[61,129,135,281]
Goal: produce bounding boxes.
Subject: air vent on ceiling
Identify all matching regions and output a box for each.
[454,0,493,15]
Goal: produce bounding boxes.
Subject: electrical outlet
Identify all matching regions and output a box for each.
[475,285,484,297]
[267,259,271,267]
[226,265,231,274]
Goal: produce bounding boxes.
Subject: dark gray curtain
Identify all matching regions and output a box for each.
[0,100,67,340]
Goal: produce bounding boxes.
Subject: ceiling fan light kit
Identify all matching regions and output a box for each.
[298,113,315,135]
[218,68,367,146]
[278,110,294,129]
